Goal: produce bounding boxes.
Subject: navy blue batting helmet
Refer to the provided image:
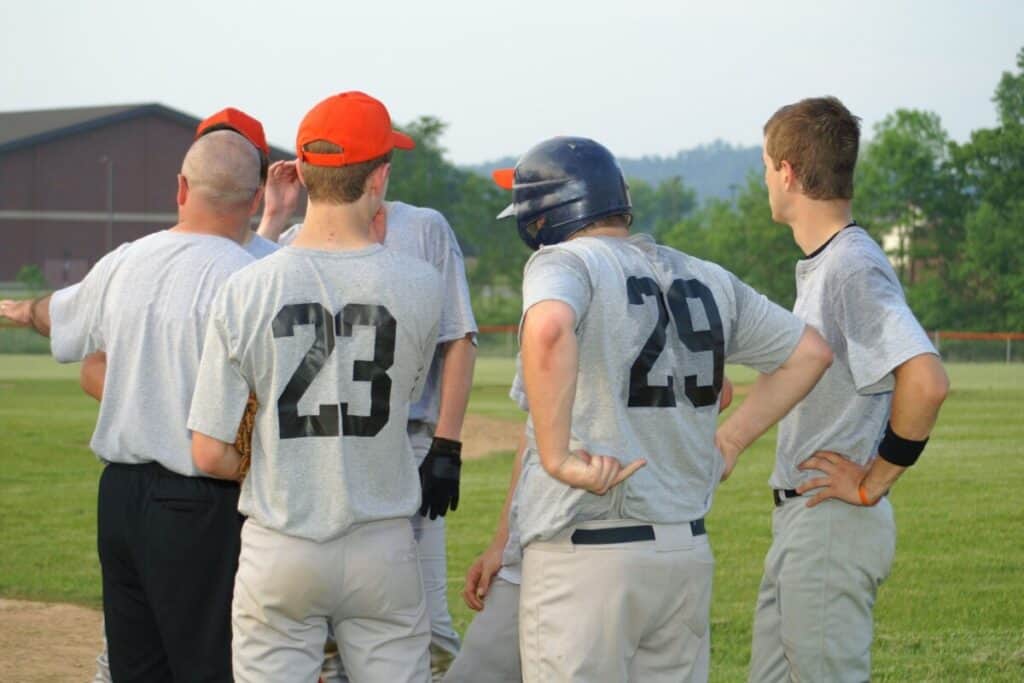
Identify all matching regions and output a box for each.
[493,137,632,250]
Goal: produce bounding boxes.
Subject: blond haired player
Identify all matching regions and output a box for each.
[258,164,477,682]
[187,91,442,682]
[492,136,833,682]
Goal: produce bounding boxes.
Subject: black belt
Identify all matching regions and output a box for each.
[773,489,800,507]
[570,519,706,545]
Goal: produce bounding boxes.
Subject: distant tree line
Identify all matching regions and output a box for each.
[391,47,1024,331]
[670,47,1024,331]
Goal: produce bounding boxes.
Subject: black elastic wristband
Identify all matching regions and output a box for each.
[877,423,927,467]
[431,437,462,458]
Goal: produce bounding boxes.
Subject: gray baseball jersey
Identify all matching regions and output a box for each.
[772,226,937,489]
[187,244,442,542]
[512,233,806,546]
[278,201,478,427]
[49,230,254,476]
[244,232,281,258]
[385,201,478,424]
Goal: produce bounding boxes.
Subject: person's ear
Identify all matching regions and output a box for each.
[368,162,391,198]
[177,174,188,206]
[780,160,797,192]
[294,159,308,188]
[248,186,265,216]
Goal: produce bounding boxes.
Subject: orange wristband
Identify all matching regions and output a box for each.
[858,484,874,506]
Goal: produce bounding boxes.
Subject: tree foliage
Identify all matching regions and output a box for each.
[389,47,1024,330]
[662,176,800,307]
[16,264,46,293]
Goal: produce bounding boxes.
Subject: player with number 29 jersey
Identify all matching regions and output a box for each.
[514,233,804,546]
[188,244,441,542]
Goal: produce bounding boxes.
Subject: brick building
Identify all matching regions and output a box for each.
[0,104,292,286]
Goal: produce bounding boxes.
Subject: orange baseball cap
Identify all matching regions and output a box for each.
[296,91,415,167]
[196,108,269,156]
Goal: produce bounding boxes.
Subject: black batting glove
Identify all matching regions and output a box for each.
[419,437,462,519]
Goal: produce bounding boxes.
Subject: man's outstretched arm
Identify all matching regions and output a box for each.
[0,295,53,337]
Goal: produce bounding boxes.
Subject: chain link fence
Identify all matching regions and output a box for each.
[3,316,1021,363]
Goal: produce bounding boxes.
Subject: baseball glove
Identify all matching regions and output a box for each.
[233,392,259,480]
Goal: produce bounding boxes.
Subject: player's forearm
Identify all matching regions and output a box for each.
[889,353,949,440]
[521,306,578,480]
[717,326,832,459]
[434,335,477,441]
[861,353,948,501]
[858,458,906,502]
[491,429,527,546]
[256,206,291,242]
[191,433,244,481]
[80,351,106,401]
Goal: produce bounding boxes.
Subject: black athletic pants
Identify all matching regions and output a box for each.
[98,462,242,683]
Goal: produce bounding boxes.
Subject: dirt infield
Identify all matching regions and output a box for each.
[0,598,103,682]
[460,413,522,459]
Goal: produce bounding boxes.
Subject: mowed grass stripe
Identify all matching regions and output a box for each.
[0,358,1021,680]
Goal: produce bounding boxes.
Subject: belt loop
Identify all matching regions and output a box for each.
[773,489,800,507]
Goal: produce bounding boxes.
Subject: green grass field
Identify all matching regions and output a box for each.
[1,356,1022,681]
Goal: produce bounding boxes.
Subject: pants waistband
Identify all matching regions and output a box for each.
[536,519,706,552]
[105,460,240,490]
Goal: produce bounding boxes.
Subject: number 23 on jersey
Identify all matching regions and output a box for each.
[272,302,396,439]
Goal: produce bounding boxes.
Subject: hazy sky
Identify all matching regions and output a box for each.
[1,0,1021,164]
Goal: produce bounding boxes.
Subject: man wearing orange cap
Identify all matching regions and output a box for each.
[196,107,283,258]
[188,91,441,682]
[257,143,477,683]
[79,106,284,683]
[1,130,265,682]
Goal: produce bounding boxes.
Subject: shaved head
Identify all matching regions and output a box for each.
[181,130,261,207]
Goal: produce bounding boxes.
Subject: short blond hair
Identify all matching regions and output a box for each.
[301,141,391,204]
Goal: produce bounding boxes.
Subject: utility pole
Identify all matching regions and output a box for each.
[99,156,114,253]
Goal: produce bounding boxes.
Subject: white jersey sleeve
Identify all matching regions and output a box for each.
[49,245,129,362]
[423,210,478,343]
[187,287,252,443]
[725,272,805,373]
[521,248,593,324]
[834,263,936,393]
